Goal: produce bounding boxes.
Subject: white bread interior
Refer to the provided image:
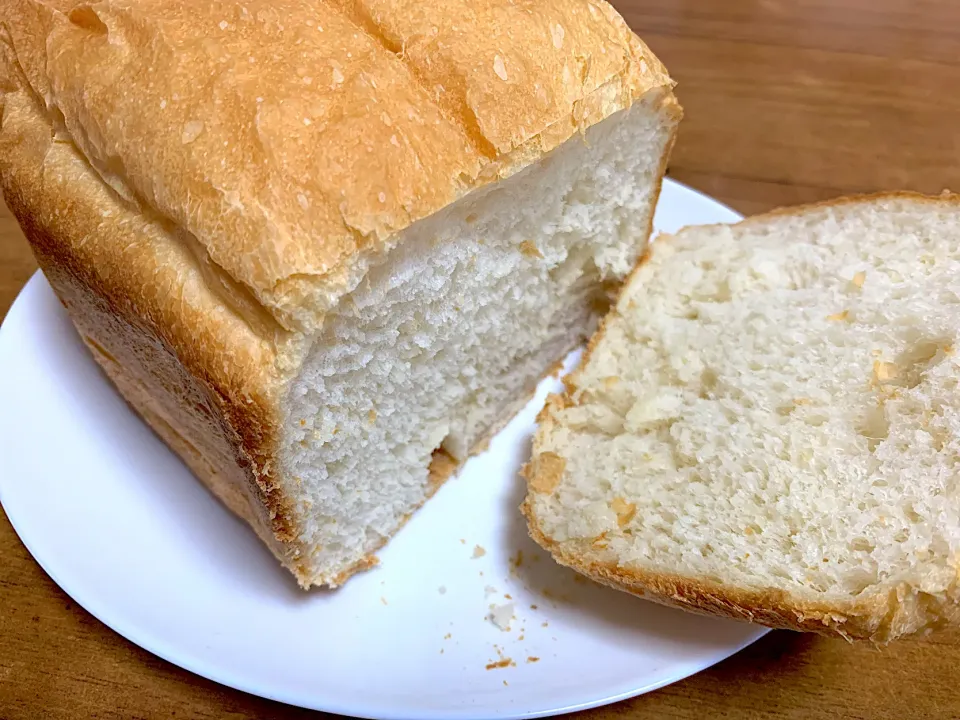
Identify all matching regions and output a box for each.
[285,99,676,585]
[524,194,960,641]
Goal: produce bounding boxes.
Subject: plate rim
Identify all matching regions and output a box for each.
[0,178,765,719]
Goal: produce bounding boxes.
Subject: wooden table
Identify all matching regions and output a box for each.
[3,0,960,717]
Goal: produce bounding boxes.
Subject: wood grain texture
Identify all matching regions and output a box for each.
[2,0,960,717]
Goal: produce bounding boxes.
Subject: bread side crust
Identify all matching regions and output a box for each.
[523,508,960,643]
[0,73,313,580]
[523,191,960,643]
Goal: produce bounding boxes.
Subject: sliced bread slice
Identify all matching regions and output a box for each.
[523,193,960,642]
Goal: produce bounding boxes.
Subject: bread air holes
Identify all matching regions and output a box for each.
[850,537,875,553]
[903,503,924,524]
[698,367,718,399]
[855,404,889,452]
[893,337,954,390]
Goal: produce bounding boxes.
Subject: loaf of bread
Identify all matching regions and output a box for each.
[0,0,680,587]
[524,193,960,642]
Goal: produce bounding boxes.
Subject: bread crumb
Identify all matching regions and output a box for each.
[852,271,867,288]
[485,585,499,598]
[460,539,466,544]
[611,497,637,527]
[438,586,447,595]
[486,658,515,670]
[520,240,544,259]
[380,597,387,605]
[489,602,515,631]
[527,656,540,663]
[530,604,538,610]
[504,593,512,600]
[444,633,452,640]
[472,545,486,558]
[488,603,513,632]
[541,622,548,627]
[826,310,849,322]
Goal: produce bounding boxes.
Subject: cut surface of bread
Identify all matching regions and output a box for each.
[524,193,960,641]
[0,0,679,586]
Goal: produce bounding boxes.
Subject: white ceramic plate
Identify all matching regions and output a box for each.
[0,179,765,719]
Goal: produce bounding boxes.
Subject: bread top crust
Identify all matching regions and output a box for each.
[0,47,299,536]
[2,0,674,332]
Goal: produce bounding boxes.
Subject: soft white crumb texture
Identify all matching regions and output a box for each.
[278,99,675,586]
[533,197,960,602]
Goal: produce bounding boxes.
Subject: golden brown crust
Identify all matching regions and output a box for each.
[523,507,960,643]
[0,67,308,570]
[2,0,675,331]
[427,448,461,493]
[523,190,960,643]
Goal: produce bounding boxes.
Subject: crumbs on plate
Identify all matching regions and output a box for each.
[488,602,515,631]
